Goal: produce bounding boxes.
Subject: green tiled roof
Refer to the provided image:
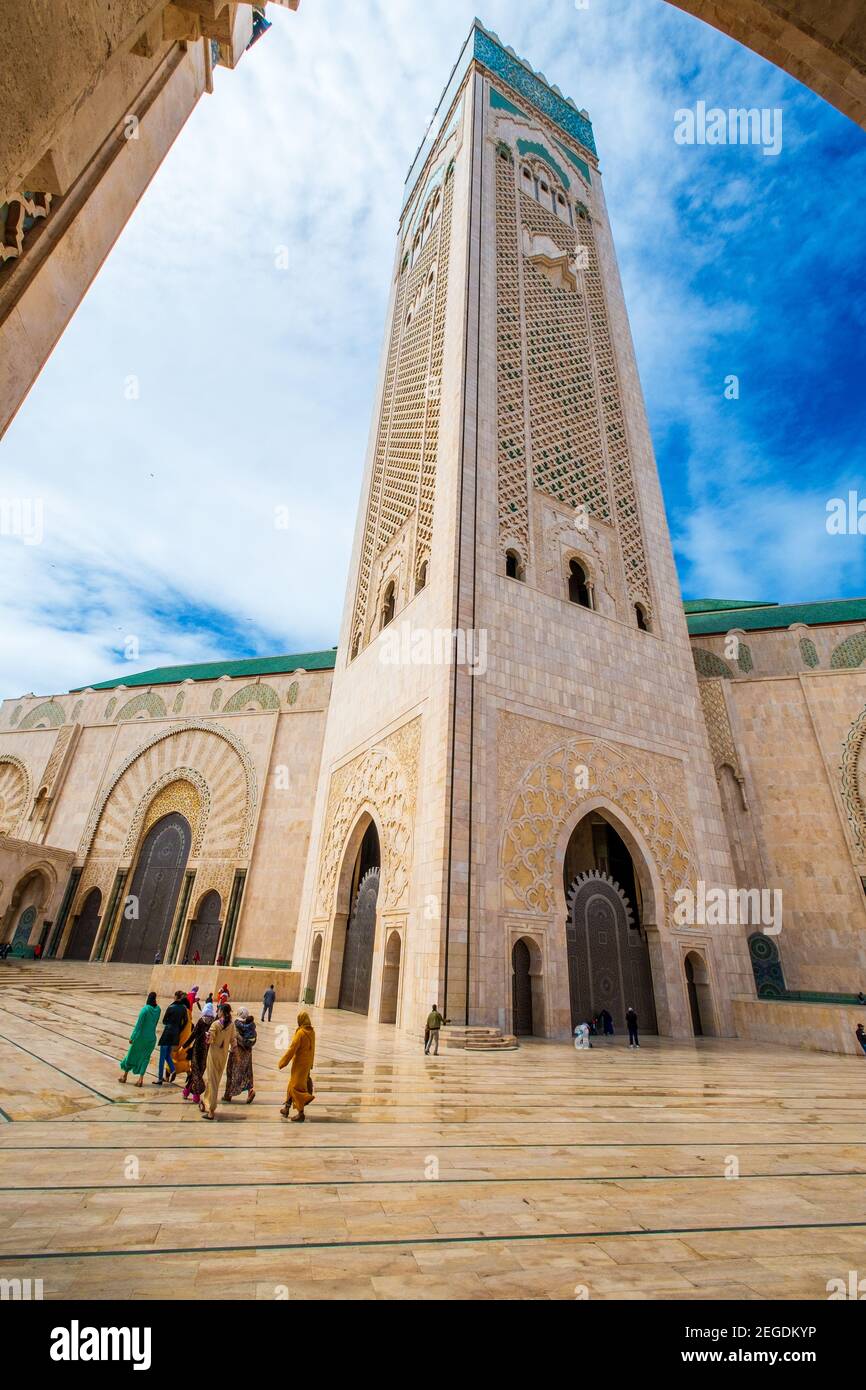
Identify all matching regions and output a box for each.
[687,598,866,636]
[683,599,776,615]
[74,649,337,692]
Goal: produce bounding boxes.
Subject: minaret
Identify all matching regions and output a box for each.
[294,21,754,1039]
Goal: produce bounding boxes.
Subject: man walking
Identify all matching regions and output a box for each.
[261,983,276,1023]
[856,1023,866,1055]
[424,1003,446,1055]
[625,1006,640,1048]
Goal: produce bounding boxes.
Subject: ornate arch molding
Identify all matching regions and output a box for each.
[0,755,32,834]
[501,737,695,917]
[79,720,258,859]
[840,703,866,857]
[316,719,421,916]
[121,768,209,859]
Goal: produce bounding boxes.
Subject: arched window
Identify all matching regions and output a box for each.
[505,549,524,581]
[415,560,428,593]
[381,580,396,628]
[568,559,591,608]
[538,178,553,212]
[635,603,649,632]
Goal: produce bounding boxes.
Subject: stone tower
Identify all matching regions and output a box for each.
[294,21,754,1039]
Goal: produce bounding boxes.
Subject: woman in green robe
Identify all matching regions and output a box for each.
[119,992,160,1086]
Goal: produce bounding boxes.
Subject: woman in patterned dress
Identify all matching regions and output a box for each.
[182,1011,210,1104]
[223,1008,257,1104]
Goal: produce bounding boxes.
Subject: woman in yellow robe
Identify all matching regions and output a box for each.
[278,1011,315,1122]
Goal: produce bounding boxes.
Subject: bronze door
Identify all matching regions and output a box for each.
[566,873,657,1033]
[113,813,191,964]
[339,868,379,1015]
[511,938,533,1035]
[65,888,101,961]
[185,890,221,964]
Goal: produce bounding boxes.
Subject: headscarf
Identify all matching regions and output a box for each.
[237,1008,250,1020]
[297,1011,313,1029]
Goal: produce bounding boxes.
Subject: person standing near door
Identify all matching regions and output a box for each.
[626,1006,640,1048]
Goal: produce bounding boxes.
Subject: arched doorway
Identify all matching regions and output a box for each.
[511,938,533,1035]
[66,887,102,961]
[338,819,380,1015]
[306,932,323,1004]
[563,811,657,1033]
[684,951,717,1037]
[112,812,192,963]
[185,890,221,964]
[3,869,50,954]
[379,930,401,1024]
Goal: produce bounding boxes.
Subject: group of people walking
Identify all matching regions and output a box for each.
[119,982,316,1122]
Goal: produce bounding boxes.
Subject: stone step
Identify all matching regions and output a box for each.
[440,1025,519,1051]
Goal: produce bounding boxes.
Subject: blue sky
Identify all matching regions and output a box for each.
[2,0,865,696]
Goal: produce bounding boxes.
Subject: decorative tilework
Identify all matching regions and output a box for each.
[831,630,866,669]
[223,683,280,712]
[19,700,64,730]
[799,637,819,669]
[474,27,596,156]
[287,682,299,706]
[737,642,753,673]
[693,647,733,679]
[115,692,167,722]
[515,138,571,189]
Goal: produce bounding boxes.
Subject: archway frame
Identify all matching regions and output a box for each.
[507,930,546,1037]
[318,806,385,1011]
[681,945,721,1038]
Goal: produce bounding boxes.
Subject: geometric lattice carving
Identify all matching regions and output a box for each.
[521,193,612,527]
[350,166,455,655]
[840,703,866,858]
[19,700,65,729]
[494,149,530,553]
[316,718,421,914]
[223,683,280,712]
[799,637,819,669]
[116,692,167,721]
[502,736,694,917]
[736,642,753,673]
[831,630,866,669]
[0,756,30,835]
[698,680,744,795]
[692,647,733,679]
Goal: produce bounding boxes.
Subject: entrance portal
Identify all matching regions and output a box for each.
[564,812,657,1034]
[66,888,101,961]
[185,890,221,964]
[112,812,192,963]
[684,951,716,1036]
[511,938,533,1036]
[338,820,380,1015]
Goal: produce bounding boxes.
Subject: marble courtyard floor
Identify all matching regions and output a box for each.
[0,961,863,1301]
